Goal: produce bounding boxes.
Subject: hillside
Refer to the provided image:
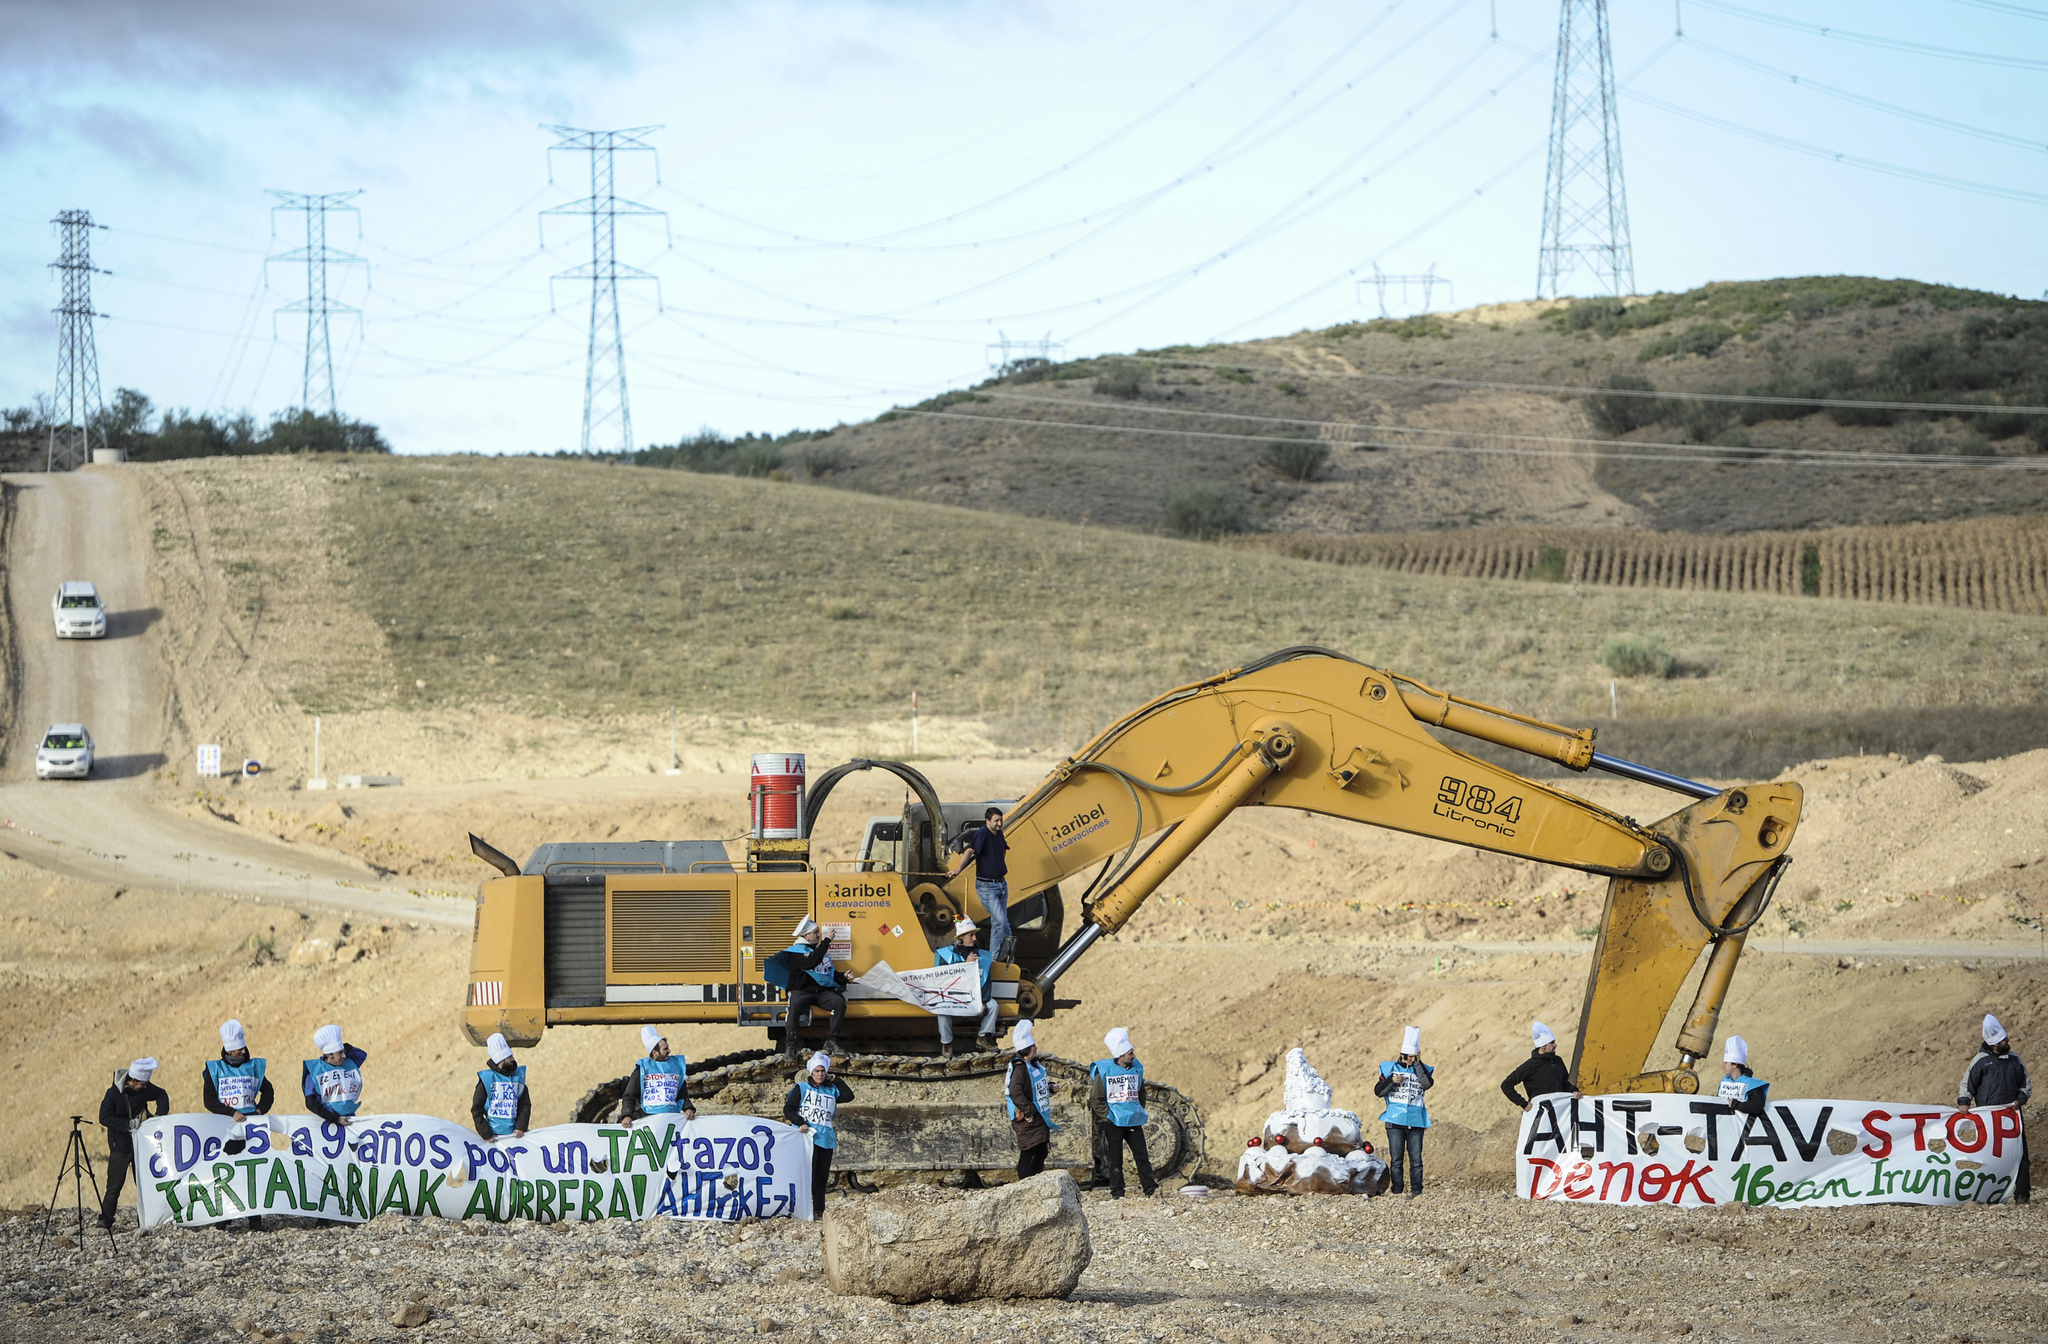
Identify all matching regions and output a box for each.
[127,455,2048,786]
[783,276,2047,537]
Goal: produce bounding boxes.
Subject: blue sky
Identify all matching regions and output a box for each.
[2,0,2044,453]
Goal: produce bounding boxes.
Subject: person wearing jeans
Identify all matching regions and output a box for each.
[1374,1025,1434,1197]
[947,807,1013,959]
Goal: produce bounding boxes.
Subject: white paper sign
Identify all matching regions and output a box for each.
[853,959,984,1015]
[1518,1093,2026,1209]
[133,1112,814,1229]
[196,745,221,778]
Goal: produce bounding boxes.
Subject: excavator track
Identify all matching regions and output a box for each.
[573,1050,1207,1185]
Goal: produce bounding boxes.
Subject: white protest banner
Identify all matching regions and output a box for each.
[853,959,983,1015]
[1518,1093,2025,1209]
[134,1113,813,1230]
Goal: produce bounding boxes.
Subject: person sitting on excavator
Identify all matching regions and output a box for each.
[781,917,848,1060]
[934,918,998,1057]
[1718,1036,1769,1117]
[621,1025,697,1127]
[946,807,1013,962]
[1958,1014,2032,1204]
[1090,1027,1157,1199]
[1500,1021,1582,1111]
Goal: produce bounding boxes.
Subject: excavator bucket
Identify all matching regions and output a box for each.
[1572,782,1802,1094]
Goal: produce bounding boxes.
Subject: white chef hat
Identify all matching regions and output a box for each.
[1104,1027,1133,1057]
[129,1057,159,1081]
[487,1033,514,1064]
[1985,1014,2008,1045]
[220,1019,246,1051]
[313,1024,344,1056]
[1013,1020,1036,1051]
[1531,1021,1556,1048]
[1724,1035,1749,1066]
[953,918,977,937]
[806,1052,832,1073]
[641,1025,666,1052]
[794,916,820,939]
[1401,1026,1422,1055]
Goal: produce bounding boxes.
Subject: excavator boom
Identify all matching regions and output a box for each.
[955,648,1799,1095]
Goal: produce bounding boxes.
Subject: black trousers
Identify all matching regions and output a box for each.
[2018,1133,2032,1203]
[98,1140,131,1223]
[789,987,847,1041]
[1099,1123,1156,1197]
[1016,1140,1049,1180]
[1386,1124,1425,1194]
[811,1143,835,1214]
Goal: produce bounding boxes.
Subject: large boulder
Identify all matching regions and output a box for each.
[822,1171,1092,1303]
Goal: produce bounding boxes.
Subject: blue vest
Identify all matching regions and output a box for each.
[786,940,839,988]
[1378,1060,1433,1128]
[936,944,993,991]
[797,1079,839,1149]
[305,1054,365,1117]
[1719,1073,1769,1106]
[1091,1056,1149,1128]
[478,1065,527,1136]
[206,1057,267,1114]
[1008,1059,1058,1131]
[638,1057,688,1114]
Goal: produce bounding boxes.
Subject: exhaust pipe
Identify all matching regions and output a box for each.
[468,833,521,877]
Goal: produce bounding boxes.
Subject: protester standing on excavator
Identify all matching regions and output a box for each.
[1375,1026,1433,1198]
[1501,1021,1582,1111]
[946,807,1013,961]
[621,1025,697,1126]
[304,1024,368,1127]
[934,918,999,1057]
[472,1033,532,1141]
[97,1057,167,1230]
[782,918,849,1060]
[1958,1014,2032,1204]
[1007,1020,1058,1179]
[785,1051,854,1213]
[205,1019,275,1231]
[1090,1027,1157,1199]
[1719,1036,1769,1117]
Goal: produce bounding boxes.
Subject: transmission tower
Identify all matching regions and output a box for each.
[266,190,365,415]
[542,125,668,455]
[1359,263,1454,319]
[986,331,1065,375]
[47,210,110,472]
[1535,0,1635,299]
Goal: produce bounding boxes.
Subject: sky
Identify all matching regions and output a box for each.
[2,0,2045,454]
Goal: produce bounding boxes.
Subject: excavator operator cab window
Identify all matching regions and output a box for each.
[858,819,904,872]
[1008,890,1049,932]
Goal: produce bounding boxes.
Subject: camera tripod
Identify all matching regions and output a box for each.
[43,1116,117,1253]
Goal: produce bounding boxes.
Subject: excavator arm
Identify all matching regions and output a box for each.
[948,648,1799,1095]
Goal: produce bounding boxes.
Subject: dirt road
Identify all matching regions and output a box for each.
[0,469,463,927]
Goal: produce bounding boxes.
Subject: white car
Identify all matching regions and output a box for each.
[35,724,94,780]
[53,581,106,639]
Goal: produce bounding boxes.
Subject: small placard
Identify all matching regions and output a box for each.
[196,745,222,778]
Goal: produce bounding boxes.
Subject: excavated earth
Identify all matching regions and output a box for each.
[8,1182,2044,1343]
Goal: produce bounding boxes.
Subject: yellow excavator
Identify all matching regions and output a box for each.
[461,647,1799,1183]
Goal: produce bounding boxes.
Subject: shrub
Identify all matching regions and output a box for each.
[1260,440,1329,482]
[799,445,852,478]
[1213,367,1254,385]
[1800,544,1821,597]
[1528,545,1568,582]
[1562,297,1627,333]
[1585,374,1668,436]
[1164,485,1250,539]
[1093,360,1150,399]
[1599,634,1675,679]
[1678,393,1738,444]
[1638,322,1735,362]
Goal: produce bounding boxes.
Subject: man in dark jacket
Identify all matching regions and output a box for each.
[1501,1021,1581,1110]
[98,1058,169,1229]
[1006,1020,1057,1177]
[1959,1013,2032,1204]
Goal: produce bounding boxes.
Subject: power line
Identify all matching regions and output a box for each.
[1687,0,2048,70]
[542,124,668,455]
[48,209,110,471]
[266,190,365,416]
[1537,0,1633,298]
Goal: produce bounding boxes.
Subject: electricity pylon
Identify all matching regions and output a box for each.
[266,190,365,415]
[1536,0,1635,299]
[48,210,110,472]
[542,125,667,455]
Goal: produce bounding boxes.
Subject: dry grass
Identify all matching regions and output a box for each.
[1248,516,2048,615]
[133,455,2046,755]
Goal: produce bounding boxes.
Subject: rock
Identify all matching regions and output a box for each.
[391,1302,433,1329]
[289,938,336,966]
[823,1170,1091,1303]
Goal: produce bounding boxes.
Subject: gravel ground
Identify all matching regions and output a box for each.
[8,1180,2046,1343]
